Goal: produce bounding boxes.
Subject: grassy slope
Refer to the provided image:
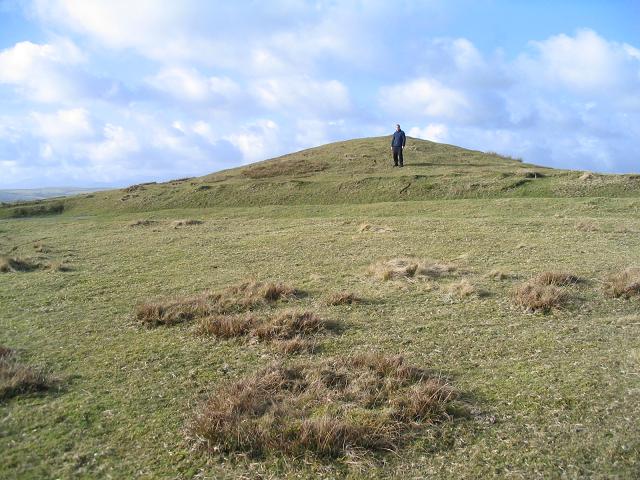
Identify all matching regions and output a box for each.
[2,136,640,219]
[1,137,639,478]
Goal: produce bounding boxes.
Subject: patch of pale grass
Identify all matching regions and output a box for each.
[358,223,392,233]
[368,257,456,281]
[576,221,598,232]
[486,269,509,280]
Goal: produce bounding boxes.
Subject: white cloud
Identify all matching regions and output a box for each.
[408,124,449,143]
[147,67,241,103]
[31,108,93,140]
[379,79,469,120]
[224,119,280,163]
[0,39,85,102]
[517,29,640,93]
[85,124,139,163]
[251,76,350,115]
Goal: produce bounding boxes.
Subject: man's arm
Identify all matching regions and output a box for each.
[402,132,406,147]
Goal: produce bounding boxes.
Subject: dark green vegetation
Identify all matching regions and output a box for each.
[1,137,639,478]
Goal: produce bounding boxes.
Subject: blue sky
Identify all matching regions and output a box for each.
[0,1,638,188]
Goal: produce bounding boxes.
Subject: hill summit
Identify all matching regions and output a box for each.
[3,136,640,216]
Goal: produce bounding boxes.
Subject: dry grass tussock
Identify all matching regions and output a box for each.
[0,347,56,401]
[129,219,157,227]
[368,257,456,281]
[603,267,640,298]
[0,256,39,273]
[533,271,581,286]
[172,219,204,228]
[189,353,458,457]
[196,310,335,340]
[511,271,579,313]
[273,337,318,355]
[135,280,298,327]
[486,269,509,280]
[358,223,393,233]
[46,260,71,272]
[576,221,599,232]
[446,279,476,298]
[324,291,361,306]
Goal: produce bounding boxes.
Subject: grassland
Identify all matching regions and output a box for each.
[1,137,639,478]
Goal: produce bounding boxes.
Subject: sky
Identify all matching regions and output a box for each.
[0,1,639,188]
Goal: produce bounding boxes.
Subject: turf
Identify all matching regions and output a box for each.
[1,137,639,478]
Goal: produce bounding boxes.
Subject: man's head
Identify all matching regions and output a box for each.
[396,124,401,131]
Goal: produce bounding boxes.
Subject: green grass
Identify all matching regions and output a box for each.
[1,137,639,478]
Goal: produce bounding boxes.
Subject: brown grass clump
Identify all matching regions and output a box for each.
[579,172,594,181]
[368,257,456,281]
[189,354,458,457]
[46,261,71,272]
[487,269,509,280]
[324,291,361,306]
[512,283,567,313]
[533,271,580,286]
[33,242,50,253]
[511,271,580,312]
[358,223,392,233]
[0,347,56,401]
[0,256,39,273]
[172,219,204,228]
[254,310,334,340]
[576,221,598,232]
[225,280,297,304]
[196,314,259,338]
[273,336,318,355]
[135,280,299,327]
[0,257,10,273]
[603,267,640,298]
[446,279,476,298]
[135,293,212,327]
[129,219,157,227]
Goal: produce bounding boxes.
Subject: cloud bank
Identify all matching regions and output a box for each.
[0,1,638,187]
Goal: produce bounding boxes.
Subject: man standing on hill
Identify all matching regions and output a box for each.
[391,124,406,167]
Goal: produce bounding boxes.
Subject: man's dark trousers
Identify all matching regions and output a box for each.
[392,147,403,166]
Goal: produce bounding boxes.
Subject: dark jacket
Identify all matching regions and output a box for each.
[391,130,406,147]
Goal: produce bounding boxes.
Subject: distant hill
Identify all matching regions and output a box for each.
[0,187,110,203]
[1,136,638,217]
